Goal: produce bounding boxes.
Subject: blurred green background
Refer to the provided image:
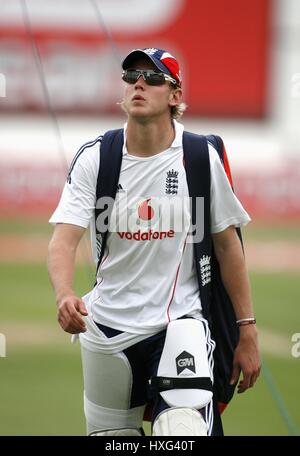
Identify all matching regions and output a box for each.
[0,218,299,436]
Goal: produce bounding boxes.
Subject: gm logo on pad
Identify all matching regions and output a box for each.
[176,351,195,375]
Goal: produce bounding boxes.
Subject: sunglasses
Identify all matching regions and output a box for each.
[122,69,177,86]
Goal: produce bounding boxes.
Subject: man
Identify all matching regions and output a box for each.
[48,48,260,436]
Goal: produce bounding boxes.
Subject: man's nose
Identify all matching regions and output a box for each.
[134,74,146,88]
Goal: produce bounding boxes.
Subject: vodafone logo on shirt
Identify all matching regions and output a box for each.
[117,198,175,241]
[117,230,175,241]
[138,199,154,221]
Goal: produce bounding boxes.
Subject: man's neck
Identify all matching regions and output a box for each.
[126,117,175,157]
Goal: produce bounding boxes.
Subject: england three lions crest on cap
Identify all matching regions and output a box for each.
[143,48,158,55]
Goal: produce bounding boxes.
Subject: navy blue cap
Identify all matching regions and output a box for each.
[122,48,182,86]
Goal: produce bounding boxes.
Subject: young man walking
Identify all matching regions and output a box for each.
[48,48,260,436]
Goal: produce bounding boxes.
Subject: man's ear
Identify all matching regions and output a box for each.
[169,87,183,107]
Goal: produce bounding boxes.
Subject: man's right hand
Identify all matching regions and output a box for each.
[57,295,88,334]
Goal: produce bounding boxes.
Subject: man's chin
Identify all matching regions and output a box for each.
[128,108,151,121]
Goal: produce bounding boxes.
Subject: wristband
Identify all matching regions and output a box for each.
[236,317,256,327]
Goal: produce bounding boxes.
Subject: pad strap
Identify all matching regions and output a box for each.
[151,376,213,393]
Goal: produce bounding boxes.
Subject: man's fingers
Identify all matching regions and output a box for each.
[64,299,87,325]
[67,324,87,334]
[237,377,248,393]
[64,324,86,334]
[65,306,86,329]
[249,366,261,388]
[58,315,86,334]
[231,344,261,393]
[57,295,89,334]
[230,364,240,385]
[249,371,259,388]
[58,305,87,333]
[238,368,261,393]
[75,300,88,316]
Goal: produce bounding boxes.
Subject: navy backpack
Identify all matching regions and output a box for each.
[94,129,241,416]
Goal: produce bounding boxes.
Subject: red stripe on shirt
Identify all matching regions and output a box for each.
[222,146,233,188]
[97,252,109,286]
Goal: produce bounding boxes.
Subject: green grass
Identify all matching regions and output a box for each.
[222,270,300,435]
[0,217,53,236]
[250,271,300,336]
[0,260,90,435]
[0,261,300,435]
[0,263,93,322]
[243,221,300,242]
[223,354,300,435]
[0,346,86,436]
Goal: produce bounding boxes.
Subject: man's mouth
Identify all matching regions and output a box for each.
[132,95,145,101]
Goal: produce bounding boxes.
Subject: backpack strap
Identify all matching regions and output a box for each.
[207,134,243,246]
[184,131,240,408]
[182,131,212,320]
[95,128,123,273]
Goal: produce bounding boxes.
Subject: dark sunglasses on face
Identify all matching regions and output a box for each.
[122,69,177,86]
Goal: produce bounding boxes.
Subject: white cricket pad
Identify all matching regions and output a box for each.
[156,318,213,408]
[152,407,208,436]
[81,347,145,434]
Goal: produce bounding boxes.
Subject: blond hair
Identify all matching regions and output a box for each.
[171,101,187,120]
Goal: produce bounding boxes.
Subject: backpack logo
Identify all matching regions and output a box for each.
[176,351,195,375]
[200,255,211,286]
[165,169,179,195]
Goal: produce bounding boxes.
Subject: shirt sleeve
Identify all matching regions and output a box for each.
[49,140,100,228]
[209,144,251,233]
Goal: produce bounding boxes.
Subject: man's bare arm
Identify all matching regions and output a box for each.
[47,223,88,334]
[212,225,261,393]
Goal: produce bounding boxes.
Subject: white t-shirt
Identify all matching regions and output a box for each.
[50,120,250,351]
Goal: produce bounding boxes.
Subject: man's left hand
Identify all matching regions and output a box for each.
[230,325,261,393]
